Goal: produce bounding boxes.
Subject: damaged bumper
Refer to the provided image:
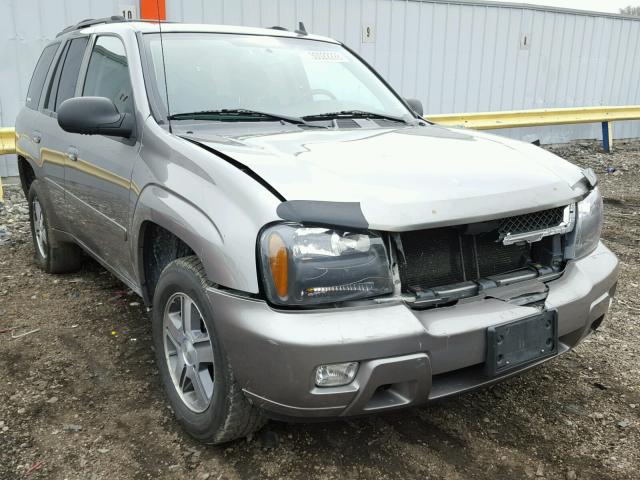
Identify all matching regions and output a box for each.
[206,242,619,419]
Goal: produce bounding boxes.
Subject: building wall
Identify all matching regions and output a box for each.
[2,0,640,176]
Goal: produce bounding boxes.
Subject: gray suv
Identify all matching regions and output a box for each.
[15,18,619,444]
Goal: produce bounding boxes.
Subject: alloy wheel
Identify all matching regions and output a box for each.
[32,198,48,259]
[163,292,215,413]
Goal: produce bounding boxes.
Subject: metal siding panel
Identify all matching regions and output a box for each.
[166,0,183,21]
[7,0,640,177]
[520,9,539,109]
[451,4,472,112]
[310,0,329,37]
[557,13,577,106]
[372,0,391,78]
[63,0,92,21]
[478,6,498,111]
[221,0,242,25]
[498,7,517,111]
[426,3,446,112]
[295,0,314,32]
[181,0,204,23]
[343,0,362,54]
[615,22,634,138]
[385,0,406,91]
[277,0,298,32]
[358,0,376,64]
[541,12,560,106]
[575,16,594,108]
[440,3,459,112]
[595,18,615,106]
[239,0,262,27]
[91,0,122,18]
[412,1,429,105]
[489,7,511,111]
[624,24,640,138]
[398,0,419,97]
[567,15,586,107]
[465,5,484,110]
[328,0,344,42]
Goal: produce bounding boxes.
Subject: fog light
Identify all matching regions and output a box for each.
[315,362,359,387]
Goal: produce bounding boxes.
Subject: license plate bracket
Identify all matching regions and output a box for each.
[486,311,557,376]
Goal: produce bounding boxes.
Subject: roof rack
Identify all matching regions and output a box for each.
[56,16,127,37]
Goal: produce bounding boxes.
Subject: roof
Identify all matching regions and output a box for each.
[58,18,339,44]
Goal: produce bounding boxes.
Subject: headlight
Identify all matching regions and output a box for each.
[259,224,394,306]
[568,187,603,259]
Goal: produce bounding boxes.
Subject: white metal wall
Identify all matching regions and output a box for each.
[2,0,640,176]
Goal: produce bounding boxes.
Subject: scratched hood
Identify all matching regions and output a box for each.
[184,123,587,231]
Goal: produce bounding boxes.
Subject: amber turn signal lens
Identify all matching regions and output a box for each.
[268,233,288,299]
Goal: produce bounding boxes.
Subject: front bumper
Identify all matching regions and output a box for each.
[207,242,619,418]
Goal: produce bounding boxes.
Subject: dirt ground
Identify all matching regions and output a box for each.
[0,139,638,480]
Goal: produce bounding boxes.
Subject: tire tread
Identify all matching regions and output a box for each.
[28,180,82,274]
[159,256,266,444]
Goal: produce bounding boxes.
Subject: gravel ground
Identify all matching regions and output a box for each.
[0,139,638,480]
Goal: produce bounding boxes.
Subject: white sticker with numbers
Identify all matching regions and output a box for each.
[118,4,138,20]
[362,25,375,43]
[306,51,347,62]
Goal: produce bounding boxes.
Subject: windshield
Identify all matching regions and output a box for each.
[143,33,413,121]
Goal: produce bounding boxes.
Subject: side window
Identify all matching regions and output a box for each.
[44,42,69,111]
[54,37,89,111]
[83,36,133,114]
[26,43,59,109]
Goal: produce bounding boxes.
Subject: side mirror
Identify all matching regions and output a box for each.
[405,98,424,117]
[58,97,134,138]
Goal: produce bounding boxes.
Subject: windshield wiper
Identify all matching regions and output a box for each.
[168,109,323,127]
[302,110,411,124]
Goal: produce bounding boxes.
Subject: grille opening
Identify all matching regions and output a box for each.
[397,210,567,301]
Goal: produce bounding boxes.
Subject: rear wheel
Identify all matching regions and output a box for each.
[28,180,82,273]
[152,256,265,444]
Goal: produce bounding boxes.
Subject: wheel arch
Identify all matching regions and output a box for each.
[17,155,37,197]
[132,185,250,304]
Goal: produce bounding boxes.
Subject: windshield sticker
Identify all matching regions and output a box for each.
[306,51,347,62]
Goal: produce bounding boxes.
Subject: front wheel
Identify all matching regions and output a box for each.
[152,256,265,444]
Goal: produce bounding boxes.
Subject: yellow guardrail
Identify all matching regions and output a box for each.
[0,127,17,202]
[426,105,640,152]
[0,127,16,156]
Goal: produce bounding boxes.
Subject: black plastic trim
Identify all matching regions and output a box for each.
[276,200,368,229]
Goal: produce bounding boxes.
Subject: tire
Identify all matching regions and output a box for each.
[28,180,82,274]
[152,256,265,444]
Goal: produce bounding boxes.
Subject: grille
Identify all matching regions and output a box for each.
[498,207,565,237]
[399,228,531,291]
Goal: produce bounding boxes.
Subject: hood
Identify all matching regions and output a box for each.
[182,123,587,231]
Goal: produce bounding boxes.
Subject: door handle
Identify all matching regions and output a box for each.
[33,134,41,144]
[66,148,78,162]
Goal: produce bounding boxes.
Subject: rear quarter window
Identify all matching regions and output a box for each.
[26,43,59,109]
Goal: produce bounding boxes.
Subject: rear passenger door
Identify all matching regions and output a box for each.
[63,35,139,282]
[17,42,60,201]
[37,36,89,229]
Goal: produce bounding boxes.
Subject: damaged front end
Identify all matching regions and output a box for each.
[391,184,601,310]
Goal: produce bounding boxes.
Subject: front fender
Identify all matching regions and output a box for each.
[131,184,245,293]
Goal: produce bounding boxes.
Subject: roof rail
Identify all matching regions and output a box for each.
[56,16,127,37]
